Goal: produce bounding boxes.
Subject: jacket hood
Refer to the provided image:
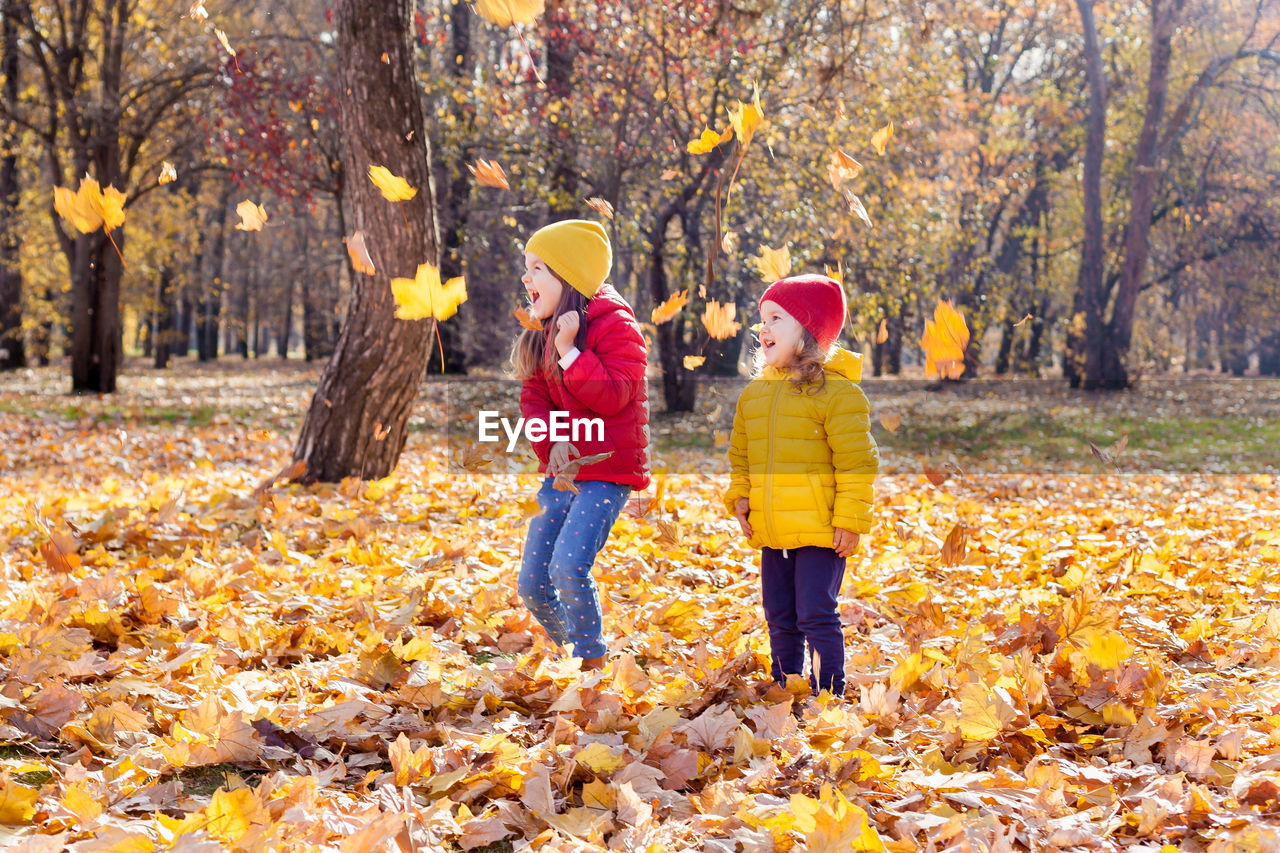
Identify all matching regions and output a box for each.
[586,283,630,321]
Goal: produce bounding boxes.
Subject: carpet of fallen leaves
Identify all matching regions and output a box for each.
[2,362,1280,852]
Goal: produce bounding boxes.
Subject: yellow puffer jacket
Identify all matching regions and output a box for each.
[724,348,879,549]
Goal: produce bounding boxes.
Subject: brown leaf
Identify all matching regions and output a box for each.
[553,451,614,494]
[584,197,614,220]
[345,231,376,275]
[940,523,968,566]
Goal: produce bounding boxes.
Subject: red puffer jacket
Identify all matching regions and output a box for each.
[520,284,651,490]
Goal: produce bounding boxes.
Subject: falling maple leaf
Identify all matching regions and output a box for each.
[686,125,733,155]
[721,230,739,254]
[584,197,614,219]
[553,451,614,494]
[754,244,791,282]
[54,176,125,235]
[846,191,874,229]
[234,200,268,232]
[188,2,208,22]
[391,263,467,321]
[702,301,742,339]
[651,290,689,324]
[1014,313,1034,327]
[876,318,888,343]
[214,27,236,58]
[345,231,376,275]
[940,522,968,566]
[683,355,705,370]
[871,120,894,155]
[879,412,901,432]
[472,0,546,26]
[828,149,863,188]
[660,168,679,180]
[368,165,418,201]
[513,305,543,330]
[468,159,510,190]
[727,83,764,148]
[158,162,177,185]
[920,300,970,379]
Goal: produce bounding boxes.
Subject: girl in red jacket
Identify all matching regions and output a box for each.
[509,220,650,670]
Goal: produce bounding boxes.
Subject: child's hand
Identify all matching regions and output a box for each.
[734,498,753,538]
[833,527,860,558]
[554,310,580,357]
[547,441,579,477]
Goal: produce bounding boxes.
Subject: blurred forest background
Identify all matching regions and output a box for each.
[1,0,1278,410]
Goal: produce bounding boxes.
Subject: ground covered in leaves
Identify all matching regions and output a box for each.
[2,361,1279,851]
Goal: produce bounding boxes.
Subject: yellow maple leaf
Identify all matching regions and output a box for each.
[391,263,467,321]
[727,83,764,148]
[806,785,887,852]
[888,650,927,691]
[754,244,791,282]
[686,125,733,155]
[575,742,627,775]
[651,289,689,324]
[159,161,177,185]
[683,355,705,370]
[54,176,126,234]
[871,121,894,155]
[1076,628,1134,670]
[702,301,741,340]
[234,200,268,232]
[956,682,1016,741]
[473,0,546,27]
[389,732,432,785]
[202,787,267,844]
[920,300,969,379]
[0,772,38,824]
[368,165,418,201]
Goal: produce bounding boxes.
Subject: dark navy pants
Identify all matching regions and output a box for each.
[761,546,847,694]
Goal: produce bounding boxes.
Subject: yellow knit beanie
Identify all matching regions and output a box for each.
[525,220,612,298]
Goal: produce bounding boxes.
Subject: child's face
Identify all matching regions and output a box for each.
[523,252,565,320]
[759,300,805,368]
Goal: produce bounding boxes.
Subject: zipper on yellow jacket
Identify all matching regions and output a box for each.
[763,377,784,550]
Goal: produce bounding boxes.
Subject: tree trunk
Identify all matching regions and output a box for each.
[1097,0,1183,388]
[198,186,233,361]
[293,0,442,482]
[234,234,252,358]
[154,264,176,369]
[278,225,297,358]
[544,0,578,215]
[0,0,24,370]
[1067,0,1108,389]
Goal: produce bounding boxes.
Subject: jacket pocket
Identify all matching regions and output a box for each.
[809,473,832,527]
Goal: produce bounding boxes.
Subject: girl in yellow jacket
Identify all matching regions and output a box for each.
[724,274,879,695]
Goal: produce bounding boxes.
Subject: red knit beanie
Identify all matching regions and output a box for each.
[759,274,847,351]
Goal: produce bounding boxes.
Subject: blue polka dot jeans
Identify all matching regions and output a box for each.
[518,478,631,660]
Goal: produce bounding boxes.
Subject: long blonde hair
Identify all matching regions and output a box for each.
[751,328,829,393]
[508,276,590,380]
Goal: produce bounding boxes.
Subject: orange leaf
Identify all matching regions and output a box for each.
[651,290,689,325]
[468,159,510,190]
[513,306,543,331]
[345,231,376,275]
[828,149,862,188]
[920,300,969,379]
[584,197,614,220]
[702,301,742,340]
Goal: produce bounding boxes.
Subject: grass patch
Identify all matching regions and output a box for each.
[179,764,267,797]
